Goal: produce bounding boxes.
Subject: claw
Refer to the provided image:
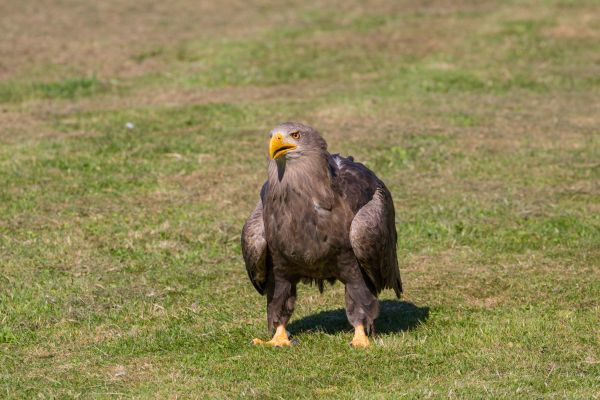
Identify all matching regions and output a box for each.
[252,325,295,347]
[251,337,294,347]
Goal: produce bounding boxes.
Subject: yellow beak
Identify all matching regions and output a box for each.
[269,132,297,159]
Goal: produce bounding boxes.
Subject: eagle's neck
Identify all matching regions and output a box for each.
[267,151,333,201]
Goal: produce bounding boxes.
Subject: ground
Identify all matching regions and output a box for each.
[1,0,599,398]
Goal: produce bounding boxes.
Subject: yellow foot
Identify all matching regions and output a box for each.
[251,325,294,347]
[251,337,293,347]
[350,324,370,348]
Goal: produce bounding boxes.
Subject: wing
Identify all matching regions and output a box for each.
[332,154,402,297]
[241,184,269,295]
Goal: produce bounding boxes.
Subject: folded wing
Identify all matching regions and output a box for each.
[333,155,402,297]
[350,186,402,297]
[241,196,269,295]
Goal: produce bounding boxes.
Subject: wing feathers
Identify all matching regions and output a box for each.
[241,199,268,295]
[349,186,402,297]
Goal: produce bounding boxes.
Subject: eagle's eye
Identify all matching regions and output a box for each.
[290,131,300,140]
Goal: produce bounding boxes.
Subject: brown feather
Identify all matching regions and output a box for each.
[241,190,269,295]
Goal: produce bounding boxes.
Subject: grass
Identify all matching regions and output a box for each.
[1,0,599,398]
[0,77,104,103]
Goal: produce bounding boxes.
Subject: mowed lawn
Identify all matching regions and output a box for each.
[1,0,599,398]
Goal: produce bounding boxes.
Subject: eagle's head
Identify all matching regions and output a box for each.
[268,122,327,161]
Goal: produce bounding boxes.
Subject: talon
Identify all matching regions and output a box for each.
[251,325,293,347]
[272,339,293,347]
[350,324,370,348]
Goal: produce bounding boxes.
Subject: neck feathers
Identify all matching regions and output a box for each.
[267,151,332,197]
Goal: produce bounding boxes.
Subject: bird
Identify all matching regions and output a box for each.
[241,122,402,348]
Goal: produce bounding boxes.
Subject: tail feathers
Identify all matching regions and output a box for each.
[391,276,403,298]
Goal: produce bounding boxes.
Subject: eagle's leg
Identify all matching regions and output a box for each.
[345,283,377,348]
[252,275,296,347]
[341,256,379,348]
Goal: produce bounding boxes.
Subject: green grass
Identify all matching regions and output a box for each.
[0,77,104,103]
[1,0,599,398]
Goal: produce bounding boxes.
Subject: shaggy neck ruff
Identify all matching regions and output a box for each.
[266,150,333,200]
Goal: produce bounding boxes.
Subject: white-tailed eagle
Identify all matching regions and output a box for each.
[241,122,402,348]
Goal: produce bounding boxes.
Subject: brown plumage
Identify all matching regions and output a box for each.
[241,122,402,347]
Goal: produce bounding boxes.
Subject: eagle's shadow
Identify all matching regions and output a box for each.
[288,300,429,335]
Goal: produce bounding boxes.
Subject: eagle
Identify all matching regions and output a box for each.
[241,122,402,348]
